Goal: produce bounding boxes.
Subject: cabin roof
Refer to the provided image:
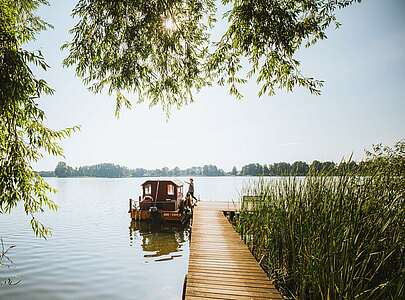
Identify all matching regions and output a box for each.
[141,179,183,187]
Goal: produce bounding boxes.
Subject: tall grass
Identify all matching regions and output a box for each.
[236,142,404,299]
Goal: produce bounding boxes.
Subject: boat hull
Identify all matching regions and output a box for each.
[129,209,191,224]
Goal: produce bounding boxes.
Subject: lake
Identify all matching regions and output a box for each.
[0,176,258,300]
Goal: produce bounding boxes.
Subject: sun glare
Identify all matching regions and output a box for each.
[163,18,176,31]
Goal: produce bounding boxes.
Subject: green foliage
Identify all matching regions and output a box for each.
[47,160,376,178]
[63,0,361,113]
[363,140,405,176]
[231,166,238,176]
[50,162,226,177]
[241,160,337,176]
[236,141,405,299]
[36,170,55,177]
[54,162,75,177]
[63,0,216,114]
[0,0,78,238]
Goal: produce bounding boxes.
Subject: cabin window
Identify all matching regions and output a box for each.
[167,184,175,195]
[144,184,152,195]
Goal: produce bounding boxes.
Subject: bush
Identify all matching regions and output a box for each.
[237,141,405,299]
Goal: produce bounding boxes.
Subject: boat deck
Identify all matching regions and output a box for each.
[184,201,282,299]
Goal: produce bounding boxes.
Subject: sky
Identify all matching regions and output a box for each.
[32,0,405,171]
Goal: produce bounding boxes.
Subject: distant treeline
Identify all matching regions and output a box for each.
[37,160,368,178]
[39,162,226,178]
[240,160,360,176]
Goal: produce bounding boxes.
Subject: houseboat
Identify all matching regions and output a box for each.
[128,179,194,224]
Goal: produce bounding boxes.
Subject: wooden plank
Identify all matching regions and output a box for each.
[184,202,282,300]
[188,265,265,274]
[187,288,282,300]
[188,278,275,289]
[188,282,278,293]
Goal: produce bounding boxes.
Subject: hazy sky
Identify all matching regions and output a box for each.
[32,0,405,171]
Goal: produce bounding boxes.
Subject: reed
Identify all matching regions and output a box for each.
[236,142,404,299]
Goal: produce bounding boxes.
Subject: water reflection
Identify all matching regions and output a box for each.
[129,221,190,262]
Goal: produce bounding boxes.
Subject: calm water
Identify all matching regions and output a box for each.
[0,177,257,300]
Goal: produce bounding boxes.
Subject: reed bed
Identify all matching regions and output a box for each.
[236,144,404,299]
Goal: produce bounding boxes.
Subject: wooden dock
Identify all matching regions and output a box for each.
[184,201,282,300]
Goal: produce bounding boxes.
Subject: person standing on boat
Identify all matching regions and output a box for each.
[186,178,198,202]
